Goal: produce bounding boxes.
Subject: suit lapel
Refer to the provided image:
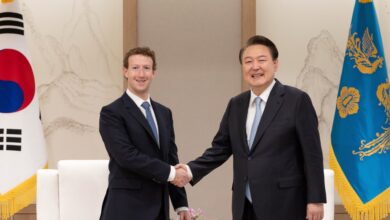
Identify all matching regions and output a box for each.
[238,91,251,154]
[121,93,159,147]
[151,100,168,157]
[250,81,285,152]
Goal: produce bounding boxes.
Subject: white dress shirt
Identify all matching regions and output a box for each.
[126,89,159,139]
[246,80,276,142]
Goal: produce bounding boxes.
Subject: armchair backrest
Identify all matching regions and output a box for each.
[58,160,109,220]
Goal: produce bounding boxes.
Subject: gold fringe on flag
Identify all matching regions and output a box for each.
[358,0,373,3]
[330,147,390,220]
[1,0,14,3]
[0,164,47,220]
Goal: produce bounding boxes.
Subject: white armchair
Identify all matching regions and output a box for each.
[36,160,334,220]
[37,160,109,220]
[324,169,335,220]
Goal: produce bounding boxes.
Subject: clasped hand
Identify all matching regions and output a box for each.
[170,164,191,187]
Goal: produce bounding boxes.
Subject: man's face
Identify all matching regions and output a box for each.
[124,54,155,99]
[241,44,278,95]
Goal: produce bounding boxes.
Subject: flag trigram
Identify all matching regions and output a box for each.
[0,12,23,35]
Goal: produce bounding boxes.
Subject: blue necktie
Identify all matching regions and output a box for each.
[246,97,262,202]
[141,102,159,144]
[248,97,262,148]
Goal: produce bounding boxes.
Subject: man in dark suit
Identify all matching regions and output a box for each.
[99,47,191,220]
[176,35,326,220]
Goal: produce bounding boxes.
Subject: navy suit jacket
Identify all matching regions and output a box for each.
[188,80,326,220]
[99,93,188,220]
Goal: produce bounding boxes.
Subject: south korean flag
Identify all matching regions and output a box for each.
[0,1,47,219]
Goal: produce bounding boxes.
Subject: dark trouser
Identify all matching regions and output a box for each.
[242,198,258,220]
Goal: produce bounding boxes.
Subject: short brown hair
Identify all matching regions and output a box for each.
[123,47,157,70]
[239,35,279,64]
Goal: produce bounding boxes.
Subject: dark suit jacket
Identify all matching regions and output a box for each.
[188,80,326,220]
[99,93,188,220]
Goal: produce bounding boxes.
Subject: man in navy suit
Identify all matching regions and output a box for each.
[99,47,190,220]
[176,35,326,220]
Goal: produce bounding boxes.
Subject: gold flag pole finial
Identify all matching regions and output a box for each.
[1,0,14,3]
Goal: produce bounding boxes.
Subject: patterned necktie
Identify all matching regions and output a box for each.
[248,97,262,148]
[141,102,159,144]
[246,96,262,203]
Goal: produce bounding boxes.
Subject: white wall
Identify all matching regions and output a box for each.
[256,0,390,204]
[22,0,122,167]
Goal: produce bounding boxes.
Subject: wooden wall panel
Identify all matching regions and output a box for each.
[123,0,138,54]
[123,0,138,90]
[241,0,256,91]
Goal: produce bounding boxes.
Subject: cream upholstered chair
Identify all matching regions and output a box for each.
[37,160,109,220]
[36,160,334,220]
[323,169,335,220]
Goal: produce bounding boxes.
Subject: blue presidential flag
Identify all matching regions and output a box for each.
[330,0,390,219]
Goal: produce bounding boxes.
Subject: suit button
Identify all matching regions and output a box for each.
[244,177,248,181]
[248,156,252,160]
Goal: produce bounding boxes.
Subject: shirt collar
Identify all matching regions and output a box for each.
[126,89,151,108]
[250,79,276,106]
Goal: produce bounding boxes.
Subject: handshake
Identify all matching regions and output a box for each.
[170,164,192,187]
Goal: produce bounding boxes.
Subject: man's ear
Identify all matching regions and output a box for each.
[274,59,279,72]
[123,67,128,79]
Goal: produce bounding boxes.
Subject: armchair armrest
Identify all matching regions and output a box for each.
[324,169,335,220]
[37,169,60,220]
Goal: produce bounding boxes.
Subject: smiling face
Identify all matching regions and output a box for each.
[241,44,278,96]
[124,54,155,100]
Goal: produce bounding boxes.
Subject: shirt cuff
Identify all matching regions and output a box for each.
[176,206,189,213]
[167,165,176,182]
[185,165,193,179]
